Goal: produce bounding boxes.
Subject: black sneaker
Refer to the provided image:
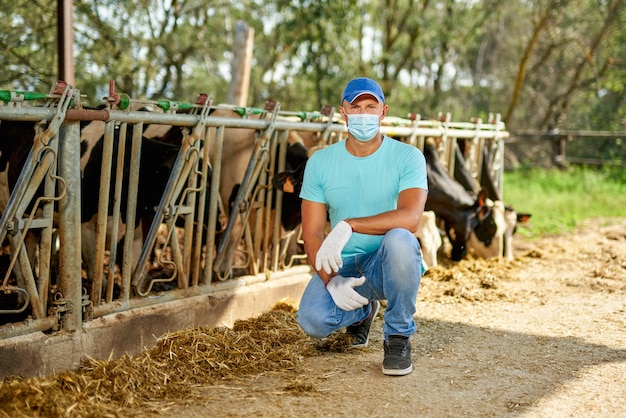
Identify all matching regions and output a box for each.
[382,335,413,376]
[346,300,380,348]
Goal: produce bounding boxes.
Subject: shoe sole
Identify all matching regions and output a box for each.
[350,301,381,348]
[382,364,413,376]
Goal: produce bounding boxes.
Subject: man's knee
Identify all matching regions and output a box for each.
[297,310,328,339]
[383,228,420,256]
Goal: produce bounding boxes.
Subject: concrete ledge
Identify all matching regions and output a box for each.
[0,271,311,379]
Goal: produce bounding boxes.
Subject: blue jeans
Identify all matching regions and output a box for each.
[297,228,422,341]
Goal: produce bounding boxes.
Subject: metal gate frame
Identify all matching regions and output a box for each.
[0,83,508,339]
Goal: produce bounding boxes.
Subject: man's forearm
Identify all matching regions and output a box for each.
[303,236,335,285]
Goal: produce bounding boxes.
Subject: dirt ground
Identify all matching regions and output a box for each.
[2,217,625,418]
[165,217,626,418]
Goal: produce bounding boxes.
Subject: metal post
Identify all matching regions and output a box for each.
[203,126,225,284]
[57,120,82,331]
[227,21,254,106]
[57,0,75,85]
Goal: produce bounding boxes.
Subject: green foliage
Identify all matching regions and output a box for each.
[72,0,247,104]
[0,0,625,165]
[503,165,626,238]
[0,0,57,91]
[566,136,626,164]
[251,0,362,109]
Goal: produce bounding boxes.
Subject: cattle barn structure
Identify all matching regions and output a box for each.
[0,82,508,379]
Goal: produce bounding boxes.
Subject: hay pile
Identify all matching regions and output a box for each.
[0,302,342,418]
[420,254,526,302]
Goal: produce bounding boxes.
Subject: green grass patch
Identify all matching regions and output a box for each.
[503,165,626,239]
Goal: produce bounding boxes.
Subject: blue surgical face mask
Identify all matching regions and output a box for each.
[346,113,381,142]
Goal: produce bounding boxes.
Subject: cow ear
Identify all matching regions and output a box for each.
[271,172,288,190]
[283,178,295,194]
[272,171,298,193]
[478,204,492,220]
[477,188,488,206]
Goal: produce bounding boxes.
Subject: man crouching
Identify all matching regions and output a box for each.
[296,77,428,376]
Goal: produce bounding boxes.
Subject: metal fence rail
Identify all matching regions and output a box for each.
[0,84,508,339]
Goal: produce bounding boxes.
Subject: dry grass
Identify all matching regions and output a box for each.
[418,253,525,303]
[0,301,351,418]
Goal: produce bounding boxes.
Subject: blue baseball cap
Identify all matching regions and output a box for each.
[341,77,385,104]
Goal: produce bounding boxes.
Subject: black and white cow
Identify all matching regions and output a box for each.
[422,140,499,261]
[79,121,183,287]
[454,140,531,260]
[0,116,208,302]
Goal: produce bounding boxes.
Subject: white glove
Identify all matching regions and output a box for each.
[326,275,368,311]
[315,220,353,274]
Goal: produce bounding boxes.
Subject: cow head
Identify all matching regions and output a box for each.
[470,189,498,247]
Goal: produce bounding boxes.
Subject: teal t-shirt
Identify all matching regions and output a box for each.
[299,136,428,257]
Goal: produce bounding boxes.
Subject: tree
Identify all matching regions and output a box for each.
[248,0,363,110]
[0,0,625,146]
[0,0,58,91]
[73,0,254,104]
[503,0,625,131]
